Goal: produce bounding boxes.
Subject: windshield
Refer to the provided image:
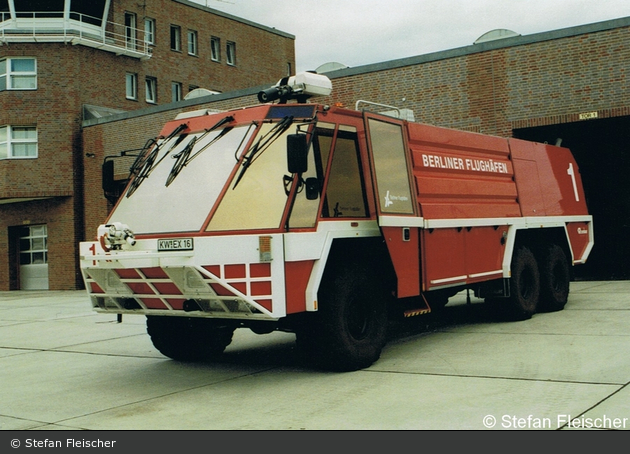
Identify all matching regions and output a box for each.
[108,124,255,234]
[206,121,304,231]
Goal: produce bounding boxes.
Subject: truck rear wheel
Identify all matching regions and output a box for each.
[297,262,389,372]
[505,245,540,320]
[146,315,235,362]
[538,244,570,312]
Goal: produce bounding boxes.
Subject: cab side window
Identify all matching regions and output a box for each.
[322,129,368,218]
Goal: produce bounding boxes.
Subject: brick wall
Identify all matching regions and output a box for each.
[318,20,630,138]
[110,0,295,103]
[0,0,295,290]
[0,198,77,290]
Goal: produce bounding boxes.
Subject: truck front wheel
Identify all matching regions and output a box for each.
[146,315,235,362]
[297,263,390,372]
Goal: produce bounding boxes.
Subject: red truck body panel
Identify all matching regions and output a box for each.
[408,122,520,220]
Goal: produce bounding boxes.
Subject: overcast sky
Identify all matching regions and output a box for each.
[193,0,630,73]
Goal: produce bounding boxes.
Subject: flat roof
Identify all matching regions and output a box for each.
[323,16,630,78]
[175,0,295,40]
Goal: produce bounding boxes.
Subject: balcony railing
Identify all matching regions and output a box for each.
[0,11,152,60]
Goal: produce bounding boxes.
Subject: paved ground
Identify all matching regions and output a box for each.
[0,281,629,431]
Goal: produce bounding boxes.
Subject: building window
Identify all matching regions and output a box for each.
[226,41,236,66]
[0,57,37,91]
[145,77,157,104]
[210,36,221,62]
[126,73,137,100]
[70,0,107,26]
[0,126,38,160]
[170,25,181,51]
[125,12,137,49]
[187,30,198,56]
[171,82,182,102]
[144,17,156,45]
[0,0,10,21]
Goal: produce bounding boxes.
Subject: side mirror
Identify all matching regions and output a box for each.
[305,177,320,200]
[287,134,308,174]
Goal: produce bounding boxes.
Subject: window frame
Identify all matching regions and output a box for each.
[19,224,48,266]
[367,118,415,215]
[0,57,37,91]
[124,12,137,50]
[226,41,236,66]
[126,72,138,100]
[187,29,198,56]
[321,127,369,219]
[144,17,156,45]
[170,25,182,52]
[210,36,221,62]
[145,76,157,104]
[0,125,38,160]
[171,81,182,102]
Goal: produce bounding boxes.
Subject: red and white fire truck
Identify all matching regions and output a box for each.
[80,72,593,371]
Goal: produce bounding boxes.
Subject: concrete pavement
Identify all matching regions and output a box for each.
[0,281,629,430]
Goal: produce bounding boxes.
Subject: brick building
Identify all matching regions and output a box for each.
[0,0,294,290]
[318,18,630,280]
[82,16,630,282]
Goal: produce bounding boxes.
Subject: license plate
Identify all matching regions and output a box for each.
[157,238,194,251]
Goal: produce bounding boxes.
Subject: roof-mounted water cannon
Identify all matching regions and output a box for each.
[258,72,332,104]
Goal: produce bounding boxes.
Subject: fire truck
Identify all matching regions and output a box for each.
[80,72,593,371]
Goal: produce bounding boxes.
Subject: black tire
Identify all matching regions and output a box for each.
[505,245,540,321]
[146,316,235,362]
[538,244,570,312]
[297,263,390,372]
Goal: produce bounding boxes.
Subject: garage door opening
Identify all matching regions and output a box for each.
[514,116,630,280]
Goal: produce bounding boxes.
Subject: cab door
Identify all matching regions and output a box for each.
[365,115,420,297]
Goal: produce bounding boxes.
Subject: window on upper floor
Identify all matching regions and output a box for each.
[126,73,137,100]
[0,57,37,91]
[0,0,10,22]
[170,25,181,52]
[145,77,157,104]
[144,17,156,45]
[69,0,108,26]
[210,36,221,62]
[0,126,38,160]
[125,12,137,50]
[188,30,198,56]
[14,0,64,18]
[226,41,236,66]
[171,81,182,102]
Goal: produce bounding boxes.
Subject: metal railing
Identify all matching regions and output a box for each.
[0,11,151,59]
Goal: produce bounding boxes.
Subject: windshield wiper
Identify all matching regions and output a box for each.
[125,123,188,197]
[232,116,294,189]
[165,116,235,187]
